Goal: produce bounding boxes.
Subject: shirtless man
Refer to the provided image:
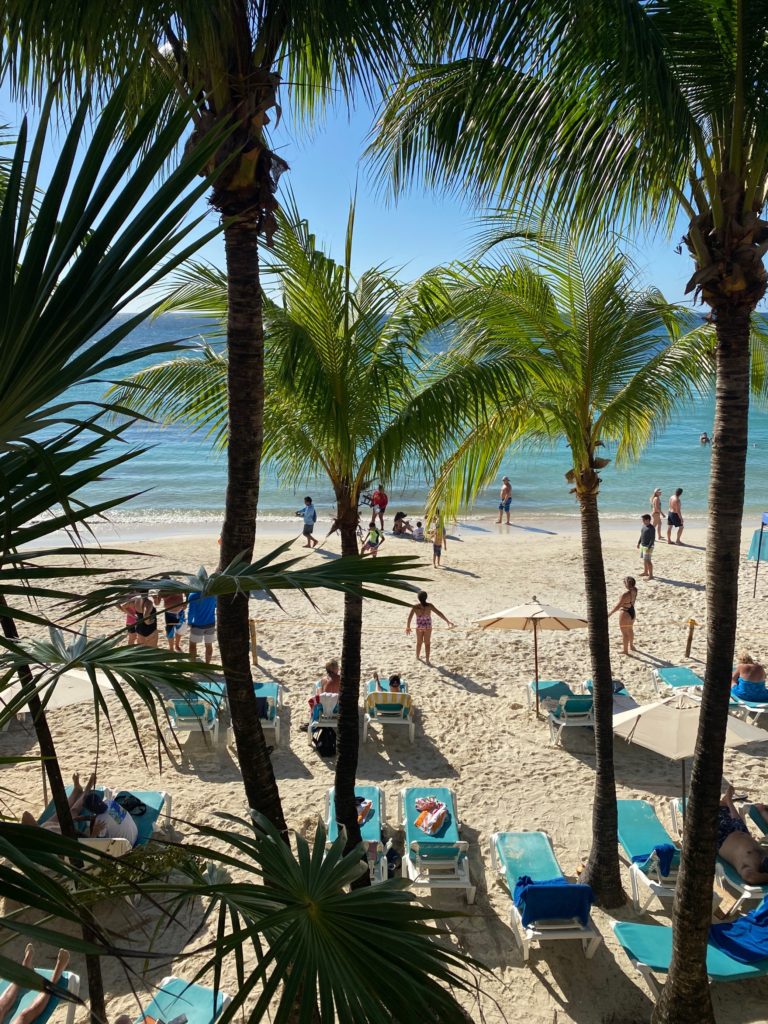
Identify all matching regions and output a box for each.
[0,946,70,1024]
[717,785,768,886]
[667,487,684,545]
[650,488,665,541]
[496,476,512,525]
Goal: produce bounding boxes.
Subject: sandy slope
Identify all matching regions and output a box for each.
[3,520,768,1023]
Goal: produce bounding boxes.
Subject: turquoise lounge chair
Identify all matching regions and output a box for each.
[617,800,681,912]
[363,690,415,743]
[324,785,387,884]
[651,666,704,694]
[526,680,574,708]
[489,831,601,961]
[399,786,475,903]
[38,787,171,855]
[548,695,594,746]
[135,977,230,1024]
[744,803,768,839]
[613,921,768,1001]
[165,697,219,747]
[200,680,282,745]
[729,689,768,725]
[366,677,409,694]
[0,967,80,1024]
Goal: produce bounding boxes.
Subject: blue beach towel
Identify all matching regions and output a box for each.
[513,875,594,927]
[631,843,679,877]
[709,897,768,964]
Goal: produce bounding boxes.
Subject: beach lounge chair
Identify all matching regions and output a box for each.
[617,800,681,912]
[548,695,594,746]
[729,690,768,726]
[324,785,387,884]
[0,966,81,1024]
[199,680,282,745]
[651,666,704,695]
[37,788,172,857]
[584,679,639,714]
[399,786,475,903]
[165,697,219,747]
[489,831,601,961]
[134,976,231,1024]
[363,690,415,743]
[308,690,339,746]
[525,680,575,708]
[613,921,768,1001]
[743,803,768,840]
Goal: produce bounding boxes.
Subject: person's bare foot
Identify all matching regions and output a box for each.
[22,944,34,968]
[84,773,96,793]
[71,773,83,799]
[51,949,70,983]
[676,541,684,546]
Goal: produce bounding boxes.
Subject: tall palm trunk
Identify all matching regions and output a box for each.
[653,305,752,1024]
[577,487,625,908]
[0,613,107,1024]
[333,488,367,880]
[217,217,287,837]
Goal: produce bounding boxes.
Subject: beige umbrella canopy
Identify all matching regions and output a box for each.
[613,694,767,801]
[475,596,588,716]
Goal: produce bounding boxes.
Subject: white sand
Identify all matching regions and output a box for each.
[4,520,768,1022]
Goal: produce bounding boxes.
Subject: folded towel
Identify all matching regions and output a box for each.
[415,799,448,835]
[513,875,594,927]
[709,896,768,963]
[631,843,679,877]
[356,798,373,825]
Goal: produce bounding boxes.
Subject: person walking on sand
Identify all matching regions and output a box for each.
[650,487,665,541]
[431,511,447,567]
[609,576,638,655]
[371,483,389,530]
[296,496,318,548]
[496,476,512,524]
[406,591,455,665]
[637,513,656,579]
[667,487,684,545]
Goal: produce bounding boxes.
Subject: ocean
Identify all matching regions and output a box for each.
[64,315,768,527]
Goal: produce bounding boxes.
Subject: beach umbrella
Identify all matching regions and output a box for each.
[475,596,588,716]
[747,512,768,597]
[613,694,767,803]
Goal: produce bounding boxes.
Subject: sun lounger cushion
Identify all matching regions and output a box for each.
[137,977,226,1024]
[614,922,768,982]
[404,787,460,858]
[513,875,594,927]
[617,800,678,875]
[657,667,703,688]
[747,805,768,835]
[327,786,382,845]
[730,688,768,709]
[631,843,679,877]
[0,970,72,1024]
[550,696,593,719]
[709,897,768,964]
[532,681,573,702]
[38,788,166,847]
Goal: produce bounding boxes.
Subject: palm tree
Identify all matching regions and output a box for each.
[418,231,706,907]
[370,7,768,1015]
[1,0,473,842]
[108,202,506,859]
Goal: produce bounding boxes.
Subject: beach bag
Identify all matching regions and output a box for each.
[312,727,337,757]
[114,792,147,817]
[386,845,402,879]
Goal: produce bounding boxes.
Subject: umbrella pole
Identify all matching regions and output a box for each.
[754,524,764,598]
[534,622,541,718]
[681,760,686,816]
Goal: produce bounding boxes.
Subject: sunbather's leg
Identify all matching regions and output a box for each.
[720,784,742,820]
[0,944,34,1023]
[11,950,69,1024]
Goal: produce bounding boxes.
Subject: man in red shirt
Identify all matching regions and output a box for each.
[371,483,389,529]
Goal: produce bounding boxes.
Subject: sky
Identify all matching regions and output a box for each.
[1,84,696,305]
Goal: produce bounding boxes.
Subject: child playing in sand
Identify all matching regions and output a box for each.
[412,521,425,541]
[430,512,447,567]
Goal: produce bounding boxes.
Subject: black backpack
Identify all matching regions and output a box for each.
[312,727,337,757]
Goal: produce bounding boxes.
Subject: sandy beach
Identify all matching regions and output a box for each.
[4,519,768,1022]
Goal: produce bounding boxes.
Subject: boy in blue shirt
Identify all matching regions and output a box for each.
[297,496,318,548]
[188,591,217,663]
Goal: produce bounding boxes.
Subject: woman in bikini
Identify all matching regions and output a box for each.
[405,591,455,665]
[134,596,158,648]
[609,576,638,655]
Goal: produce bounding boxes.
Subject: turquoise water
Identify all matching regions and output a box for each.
[63,315,768,525]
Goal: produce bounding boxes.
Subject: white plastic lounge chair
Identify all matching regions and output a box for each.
[399,786,475,903]
[729,689,768,725]
[308,691,339,746]
[489,831,601,961]
[584,679,639,714]
[165,697,219,747]
[0,966,80,1024]
[363,690,415,743]
[651,666,704,695]
[201,680,282,745]
[324,785,387,884]
[669,797,768,914]
[548,695,594,745]
[617,800,681,912]
[613,921,768,1001]
[525,680,575,709]
[134,976,231,1024]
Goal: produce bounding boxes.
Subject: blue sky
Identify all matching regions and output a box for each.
[2,86,696,304]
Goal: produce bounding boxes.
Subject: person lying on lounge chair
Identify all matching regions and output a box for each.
[0,945,69,1024]
[20,772,96,832]
[21,773,137,846]
[718,785,768,886]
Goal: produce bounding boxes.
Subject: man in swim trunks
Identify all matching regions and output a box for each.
[155,577,185,652]
[496,476,512,525]
[667,487,684,545]
[717,785,768,886]
[637,514,656,579]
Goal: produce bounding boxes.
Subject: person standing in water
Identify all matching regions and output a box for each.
[609,576,638,655]
[406,591,455,665]
[667,487,684,545]
[650,488,665,541]
[496,476,512,525]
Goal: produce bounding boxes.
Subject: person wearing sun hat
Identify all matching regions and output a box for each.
[650,487,665,541]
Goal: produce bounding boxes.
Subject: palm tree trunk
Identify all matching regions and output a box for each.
[577,492,625,908]
[0,612,107,1024]
[217,217,287,837]
[653,304,752,1024]
[333,492,367,882]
